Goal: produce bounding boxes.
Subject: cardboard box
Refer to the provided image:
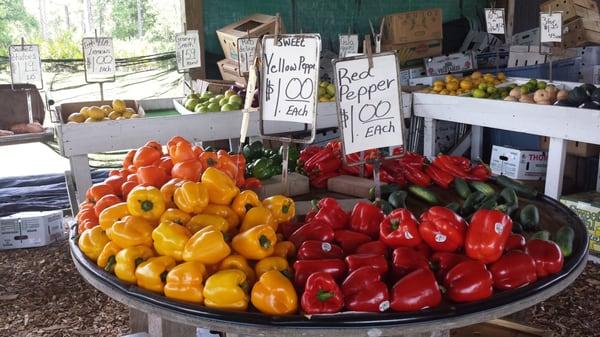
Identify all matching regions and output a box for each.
[460,30,503,53]
[511,28,541,45]
[399,66,426,86]
[382,39,442,64]
[382,8,443,45]
[490,145,548,180]
[507,45,548,67]
[540,136,600,157]
[216,14,279,61]
[217,59,247,86]
[540,0,599,23]
[0,211,65,250]
[424,51,476,76]
[560,191,600,255]
[408,74,450,86]
[562,18,600,48]
[56,100,144,124]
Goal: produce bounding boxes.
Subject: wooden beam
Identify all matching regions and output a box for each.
[181,0,206,80]
[506,0,515,42]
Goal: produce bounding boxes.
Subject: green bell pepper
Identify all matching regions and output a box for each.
[252,158,276,180]
[242,141,263,161]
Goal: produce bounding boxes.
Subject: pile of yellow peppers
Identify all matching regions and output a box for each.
[78,167,299,315]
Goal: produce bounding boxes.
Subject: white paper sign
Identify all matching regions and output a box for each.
[192,79,209,93]
[485,8,506,34]
[333,53,404,155]
[540,13,562,43]
[237,37,259,74]
[260,34,321,124]
[176,30,202,70]
[9,45,42,87]
[339,34,359,58]
[82,37,115,80]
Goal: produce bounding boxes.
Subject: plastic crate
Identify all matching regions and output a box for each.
[502,57,582,82]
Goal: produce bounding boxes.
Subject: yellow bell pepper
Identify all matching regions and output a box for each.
[99,202,129,230]
[127,186,166,221]
[273,241,296,259]
[255,256,292,279]
[182,225,231,264]
[152,221,191,261]
[106,215,154,248]
[251,270,298,315]
[160,178,184,209]
[78,226,110,262]
[262,195,295,223]
[159,208,191,225]
[231,190,261,219]
[203,204,239,228]
[174,181,209,214]
[135,256,177,293]
[114,245,155,283]
[97,241,122,273]
[240,207,277,232]
[232,224,277,260]
[203,269,249,311]
[219,255,256,286]
[201,167,239,205]
[186,214,230,235]
[164,261,206,303]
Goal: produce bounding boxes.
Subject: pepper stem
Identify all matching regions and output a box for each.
[259,235,271,249]
[140,200,153,212]
[245,203,254,212]
[390,219,400,230]
[104,255,116,273]
[160,271,168,283]
[317,289,334,302]
[239,281,249,293]
[207,158,217,166]
[282,202,290,214]
[134,257,145,267]
[280,269,293,279]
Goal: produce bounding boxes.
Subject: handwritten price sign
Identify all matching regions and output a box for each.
[333,53,404,155]
[9,44,42,88]
[339,34,359,58]
[485,8,506,35]
[260,34,321,125]
[82,37,116,81]
[540,13,562,43]
[176,30,202,70]
[237,37,259,74]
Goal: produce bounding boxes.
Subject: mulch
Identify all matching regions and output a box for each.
[0,239,598,337]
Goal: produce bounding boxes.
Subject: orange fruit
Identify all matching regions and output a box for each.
[459,79,473,91]
[445,75,456,83]
[471,71,482,80]
[446,81,459,91]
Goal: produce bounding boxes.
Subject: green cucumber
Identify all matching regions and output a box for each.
[496,175,538,199]
[477,194,498,210]
[379,200,394,215]
[555,225,575,257]
[454,178,471,199]
[369,184,402,201]
[469,181,495,197]
[388,190,408,209]
[499,187,518,206]
[462,191,486,214]
[530,230,550,241]
[445,202,461,213]
[519,204,540,230]
[408,185,439,205]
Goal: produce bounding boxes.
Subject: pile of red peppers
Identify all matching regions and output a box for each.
[297,141,491,189]
[282,198,564,314]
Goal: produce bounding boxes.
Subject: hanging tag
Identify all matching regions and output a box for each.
[82,37,115,81]
[9,44,43,88]
[176,30,202,70]
[540,12,562,43]
[485,8,506,35]
[339,34,359,58]
[237,37,260,74]
[193,79,210,93]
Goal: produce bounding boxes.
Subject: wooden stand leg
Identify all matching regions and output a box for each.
[470,125,483,161]
[147,313,197,337]
[423,118,437,160]
[129,308,148,333]
[69,154,92,203]
[545,137,567,199]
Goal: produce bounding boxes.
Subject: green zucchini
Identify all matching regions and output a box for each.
[530,230,550,241]
[496,175,538,199]
[408,185,439,205]
[462,191,486,215]
[369,184,402,201]
[555,225,575,257]
[388,190,408,209]
[379,200,394,215]
[477,194,498,210]
[445,202,461,213]
[499,187,518,206]
[519,204,540,230]
[454,178,471,199]
[469,181,495,197]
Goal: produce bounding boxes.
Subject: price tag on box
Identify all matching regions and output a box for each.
[176,30,202,71]
[333,53,405,155]
[485,8,506,35]
[237,37,259,74]
[9,44,43,88]
[82,37,116,81]
[540,12,562,43]
[339,34,359,58]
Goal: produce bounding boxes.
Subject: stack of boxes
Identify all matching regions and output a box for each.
[540,0,600,48]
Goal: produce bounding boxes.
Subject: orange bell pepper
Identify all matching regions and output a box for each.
[86,183,115,203]
[137,165,169,188]
[160,178,184,209]
[127,173,139,184]
[273,241,296,259]
[133,145,161,169]
[123,149,136,173]
[192,145,203,158]
[199,151,218,169]
[167,136,188,153]
[94,194,121,217]
[168,138,196,164]
[104,175,125,197]
[171,160,204,182]
[216,152,238,181]
[229,154,246,187]
[121,181,137,200]
[158,157,174,173]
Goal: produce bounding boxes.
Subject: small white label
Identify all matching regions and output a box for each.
[9,44,42,88]
[378,300,390,312]
[192,79,209,93]
[321,242,332,252]
[339,34,359,58]
[405,231,414,240]
[494,222,504,234]
[540,13,562,43]
[435,233,447,243]
[485,8,506,34]
[237,37,259,74]
[175,30,202,70]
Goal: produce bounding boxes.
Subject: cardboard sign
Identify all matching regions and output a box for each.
[485,8,506,35]
[425,51,476,76]
[176,30,202,70]
[237,37,259,74]
[333,53,404,155]
[540,12,562,43]
[82,37,116,80]
[339,34,359,58]
[260,34,321,124]
[9,44,42,88]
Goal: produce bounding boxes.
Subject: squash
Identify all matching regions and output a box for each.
[568,87,590,106]
[509,87,522,98]
[504,96,518,102]
[519,94,534,104]
[533,89,549,103]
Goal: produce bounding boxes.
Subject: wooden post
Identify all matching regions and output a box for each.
[505,0,515,43]
[181,0,206,80]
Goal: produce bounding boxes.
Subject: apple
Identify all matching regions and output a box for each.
[219,97,229,106]
[224,89,237,98]
[207,103,220,112]
[184,99,199,111]
[221,103,236,111]
[228,95,243,105]
[326,83,336,96]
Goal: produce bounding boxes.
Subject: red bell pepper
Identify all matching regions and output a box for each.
[293,259,347,289]
[419,207,467,252]
[313,198,349,230]
[280,221,304,240]
[350,202,384,239]
[325,140,342,155]
[489,251,538,290]
[301,272,344,314]
[379,209,422,248]
[414,241,433,259]
[342,266,390,312]
[378,168,397,184]
[345,253,389,274]
[297,241,345,260]
[525,239,564,278]
[288,219,335,248]
[299,146,322,163]
[450,156,471,171]
[429,252,470,280]
[399,162,431,187]
[356,240,389,258]
[444,260,493,303]
[432,155,488,181]
[505,233,526,252]
[391,268,442,312]
[425,165,454,189]
[309,171,340,189]
[470,164,491,181]
[334,230,372,254]
[342,153,373,177]
[303,148,336,173]
[391,247,430,279]
[465,209,513,264]
[312,156,341,174]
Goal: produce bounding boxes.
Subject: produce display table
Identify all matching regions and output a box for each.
[414,78,600,199]
[70,190,589,337]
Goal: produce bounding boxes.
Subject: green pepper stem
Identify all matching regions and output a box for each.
[317,289,334,302]
[282,203,290,214]
[245,203,254,212]
[104,255,116,273]
[140,200,153,212]
[390,219,400,230]
[134,257,145,267]
[259,235,271,249]
[160,271,169,283]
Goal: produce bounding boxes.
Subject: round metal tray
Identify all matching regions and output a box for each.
[70,194,588,337]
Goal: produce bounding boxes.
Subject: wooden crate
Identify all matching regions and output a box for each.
[540,0,599,23]
[56,100,144,123]
[382,8,443,45]
[541,136,600,157]
[562,18,600,48]
[382,39,443,64]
